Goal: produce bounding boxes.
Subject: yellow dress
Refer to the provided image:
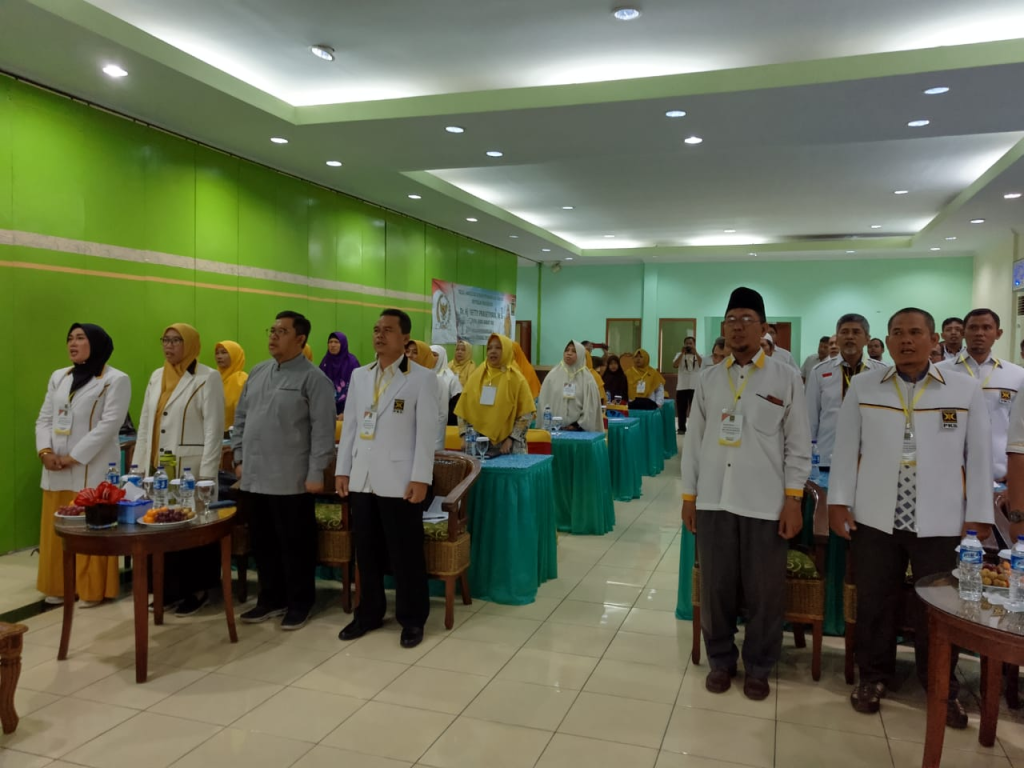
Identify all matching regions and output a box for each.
[38,490,120,601]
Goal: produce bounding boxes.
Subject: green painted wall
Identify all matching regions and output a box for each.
[0,75,516,553]
[518,258,975,367]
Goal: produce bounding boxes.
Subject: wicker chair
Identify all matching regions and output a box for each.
[426,451,482,629]
[0,622,28,734]
[316,497,354,613]
[690,482,828,681]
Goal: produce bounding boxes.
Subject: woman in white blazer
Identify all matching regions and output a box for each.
[35,323,130,605]
[135,323,225,614]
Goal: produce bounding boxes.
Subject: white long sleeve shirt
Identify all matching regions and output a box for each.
[805,355,886,468]
[681,350,811,520]
[829,364,994,537]
[936,354,1024,481]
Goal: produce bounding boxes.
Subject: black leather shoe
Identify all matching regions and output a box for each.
[400,626,424,648]
[946,698,968,729]
[705,665,738,694]
[850,681,886,714]
[339,619,382,641]
[743,674,771,701]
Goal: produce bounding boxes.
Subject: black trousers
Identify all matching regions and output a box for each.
[246,492,317,613]
[149,545,219,602]
[696,509,788,679]
[851,524,960,697]
[350,491,429,629]
[676,389,694,432]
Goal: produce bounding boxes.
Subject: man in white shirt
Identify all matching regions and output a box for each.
[336,309,440,649]
[705,337,729,367]
[766,323,800,371]
[868,338,886,363]
[672,336,702,434]
[937,308,1024,483]
[829,307,993,728]
[940,317,965,361]
[682,287,811,702]
[806,315,886,472]
[801,336,830,382]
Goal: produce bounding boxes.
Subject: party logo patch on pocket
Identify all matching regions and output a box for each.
[941,409,958,429]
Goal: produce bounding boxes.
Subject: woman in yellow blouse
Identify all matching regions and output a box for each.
[215,341,247,430]
[455,334,536,455]
[626,349,667,408]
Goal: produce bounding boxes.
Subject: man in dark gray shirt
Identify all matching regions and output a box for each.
[232,310,336,630]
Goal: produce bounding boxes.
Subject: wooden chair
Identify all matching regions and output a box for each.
[316,497,354,613]
[426,451,482,629]
[690,482,828,681]
[0,622,28,734]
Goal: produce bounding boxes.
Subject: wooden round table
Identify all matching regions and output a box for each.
[55,508,238,683]
[917,572,1024,767]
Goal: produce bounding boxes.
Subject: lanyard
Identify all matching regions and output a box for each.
[892,375,930,427]
[373,364,392,408]
[727,363,755,409]
[959,355,998,388]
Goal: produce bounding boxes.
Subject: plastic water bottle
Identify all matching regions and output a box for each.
[1010,536,1024,611]
[543,405,553,432]
[464,426,477,456]
[153,466,169,508]
[105,462,120,486]
[180,467,196,511]
[123,464,142,488]
[809,441,821,484]
[958,529,984,602]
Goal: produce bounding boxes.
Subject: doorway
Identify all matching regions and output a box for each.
[515,321,532,362]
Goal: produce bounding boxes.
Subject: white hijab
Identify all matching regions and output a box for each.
[538,340,604,433]
[431,345,463,401]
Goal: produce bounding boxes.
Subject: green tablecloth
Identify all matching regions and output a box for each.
[633,409,665,477]
[551,432,616,535]
[660,400,678,460]
[607,417,643,501]
[467,454,558,605]
[676,527,696,620]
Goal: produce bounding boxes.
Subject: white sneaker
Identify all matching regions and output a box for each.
[79,600,102,608]
[44,596,64,605]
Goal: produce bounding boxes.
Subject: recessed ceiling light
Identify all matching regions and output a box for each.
[486,150,504,158]
[907,119,931,127]
[970,218,985,224]
[566,257,574,261]
[893,190,909,195]
[509,235,519,238]
[684,136,703,145]
[310,45,335,61]
[407,194,422,200]
[846,250,856,254]
[562,206,575,210]
[924,86,949,95]
[102,64,128,78]
[604,235,616,238]
[1005,192,1022,199]
[445,126,465,134]
[541,248,552,252]
[870,224,882,229]
[748,252,757,257]
[466,217,478,223]
[270,137,288,144]
[325,160,342,167]
[931,247,941,251]
[723,229,736,233]
[612,7,642,20]
[665,110,687,118]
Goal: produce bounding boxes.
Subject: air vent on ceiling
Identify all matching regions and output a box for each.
[1017,295,1024,317]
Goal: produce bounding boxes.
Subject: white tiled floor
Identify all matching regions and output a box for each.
[3,445,1024,767]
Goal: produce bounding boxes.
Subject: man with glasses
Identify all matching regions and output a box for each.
[231,311,336,630]
[682,287,811,701]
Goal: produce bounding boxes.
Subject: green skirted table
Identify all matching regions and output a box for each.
[633,409,665,477]
[660,400,678,460]
[551,432,616,535]
[607,417,643,501]
[467,454,558,605]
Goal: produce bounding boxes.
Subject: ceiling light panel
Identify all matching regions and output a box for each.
[310,45,335,61]
[102,64,128,78]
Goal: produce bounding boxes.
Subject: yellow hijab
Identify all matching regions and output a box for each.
[455,334,535,443]
[512,341,541,398]
[625,348,666,400]
[449,341,477,387]
[302,344,313,362]
[409,340,437,369]
[585,349,607,404]
[216,341,247,429]
[152,323,201,468]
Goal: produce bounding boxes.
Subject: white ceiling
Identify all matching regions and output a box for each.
[0,0,1021,266]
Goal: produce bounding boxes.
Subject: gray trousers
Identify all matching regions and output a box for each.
[697,509,788,679]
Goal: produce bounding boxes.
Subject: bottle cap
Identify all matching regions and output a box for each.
[967,529,977,536]
[1018,535,1024,542]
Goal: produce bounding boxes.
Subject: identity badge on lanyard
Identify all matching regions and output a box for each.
[719,367,752,447]
[361,368,388,440]
[54,402,73,435]
[636,380,647,395]
[563,382,576,399]
[893,376,930,466]
[480,385,497,406]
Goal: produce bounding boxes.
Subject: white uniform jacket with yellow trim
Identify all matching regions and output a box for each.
[829,364,993,537]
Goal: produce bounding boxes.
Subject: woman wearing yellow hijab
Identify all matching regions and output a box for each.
[455,334,536,455]
[512,341,541,399]
[405,339,437,369]
[449,339,477,388]
[215,341,247,430]
[625,349,667,408]
[135,323,224,614]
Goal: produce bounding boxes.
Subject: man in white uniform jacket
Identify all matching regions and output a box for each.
[336,309,439,649]
[829,307,993,728]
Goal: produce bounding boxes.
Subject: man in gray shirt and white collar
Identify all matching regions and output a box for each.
[232,311,337,630]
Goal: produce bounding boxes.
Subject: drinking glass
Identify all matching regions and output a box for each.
[552,416,564,434]
[196,481,216,513]
[476,436,490,459]
[142,477,154,500]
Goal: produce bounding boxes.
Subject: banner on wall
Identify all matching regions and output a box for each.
[431,279,516,345]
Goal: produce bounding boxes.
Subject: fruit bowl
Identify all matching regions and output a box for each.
[85,503,119,530]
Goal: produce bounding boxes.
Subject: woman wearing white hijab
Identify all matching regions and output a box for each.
[538,340,604,432]
[431,345,463,449]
